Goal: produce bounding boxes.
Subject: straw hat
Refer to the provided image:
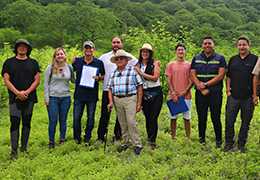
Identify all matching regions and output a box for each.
[140,43,153,51]
[110,49,132,63]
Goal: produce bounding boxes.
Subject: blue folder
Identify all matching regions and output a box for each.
[167,96,189,116]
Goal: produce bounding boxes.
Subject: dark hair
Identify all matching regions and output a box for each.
[202,36,215,43]
[138,49,154,75]
[175,43,186,50]
[112,36,123,43]
[14,42,32,56]
[237,36,250,45]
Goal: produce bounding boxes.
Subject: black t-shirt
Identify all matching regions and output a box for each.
[72,57,105,102]
[1,57,41,103]
[227,53,258,99]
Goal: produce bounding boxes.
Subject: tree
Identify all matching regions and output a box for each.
[0,0,42,33]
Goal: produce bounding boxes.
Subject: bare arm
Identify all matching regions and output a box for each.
[3,73,21,96]
[226,77,231,96]
[107,89,114,111]
[206,67,226,86]
[24,72,40,95]
[253,75,259,105]
[136,85,143,112]
[190,69,205,91]
[140,61,161,82]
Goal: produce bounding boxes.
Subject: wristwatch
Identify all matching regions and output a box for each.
[203,82,208,88]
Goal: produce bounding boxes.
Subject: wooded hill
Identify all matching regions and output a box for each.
[0,0,260,48]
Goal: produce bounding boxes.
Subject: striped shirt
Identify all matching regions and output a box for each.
[191,52,226,92]
[107,66,143,96]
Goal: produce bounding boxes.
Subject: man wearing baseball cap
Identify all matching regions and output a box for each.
[107,49,143,155]
[1,39,40,159]
[72,40,105,146]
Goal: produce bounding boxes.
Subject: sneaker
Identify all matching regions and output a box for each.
[148,141,156,150]
[48,142,55,149]
[238,145,246,153]
[59,139,65,145]
[20,147,28,153]
[117,144,129,153]
[85,141,91,147]
[74,139,81,144]
[199,138,206,145]
[10,150,18,160]
[223,144,233,152]
[216,141,222,148]
[134,146,143,155]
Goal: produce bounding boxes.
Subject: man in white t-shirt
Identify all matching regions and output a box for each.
[97,36,137,142]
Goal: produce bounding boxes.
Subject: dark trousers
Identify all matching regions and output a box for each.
[10,114,32,152]
[195,90,223,143]
[142,87,163,143]
[97,91,121,141]
[73,100,97,142]
[225,96,254,147]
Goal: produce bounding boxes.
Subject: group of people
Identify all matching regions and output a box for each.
[1,35,259,159]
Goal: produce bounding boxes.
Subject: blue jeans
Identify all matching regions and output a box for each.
[47,96,71,143]
[73,99,97,142]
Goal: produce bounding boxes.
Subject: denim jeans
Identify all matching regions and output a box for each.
[47,96,71,143]
[73,99,97,142]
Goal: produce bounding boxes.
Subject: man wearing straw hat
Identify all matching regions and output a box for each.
[107,49,143,155]
[97,36,137,143]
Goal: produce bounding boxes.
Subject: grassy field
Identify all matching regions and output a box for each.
[0,46,259,179]
[0,76,259,179]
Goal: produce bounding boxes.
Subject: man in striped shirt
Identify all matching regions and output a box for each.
[107,49,143,155]
[191,36,226,148]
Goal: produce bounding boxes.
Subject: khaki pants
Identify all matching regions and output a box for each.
[113,95,142,147]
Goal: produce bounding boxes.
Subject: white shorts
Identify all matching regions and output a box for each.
[169,99,191,120]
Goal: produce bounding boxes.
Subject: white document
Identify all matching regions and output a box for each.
[79,65,98,88]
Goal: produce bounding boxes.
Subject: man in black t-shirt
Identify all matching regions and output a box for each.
[1,39,40,159]
[224,36,258,153]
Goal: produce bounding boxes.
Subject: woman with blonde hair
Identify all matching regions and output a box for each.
[44,47,74,148]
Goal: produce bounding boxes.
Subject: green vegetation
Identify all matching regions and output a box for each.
[0,1,260,179]
[0,29,260,179]
[1,0,260,47]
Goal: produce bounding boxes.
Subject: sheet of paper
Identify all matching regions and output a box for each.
[79,65,98,88]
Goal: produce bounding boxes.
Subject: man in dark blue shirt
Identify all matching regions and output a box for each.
[191,36,226,148]
[72,41,105,145]
[224,36,258,153]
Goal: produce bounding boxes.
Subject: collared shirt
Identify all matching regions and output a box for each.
[191,52,226,92]
[227,53,258,99]
[107,66,143,96]
[72,57,105,102]
[99,51,138,91]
